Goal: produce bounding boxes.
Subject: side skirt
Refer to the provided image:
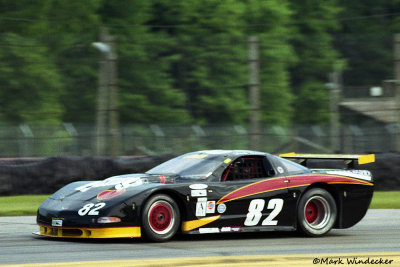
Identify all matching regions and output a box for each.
[183,225,296,235]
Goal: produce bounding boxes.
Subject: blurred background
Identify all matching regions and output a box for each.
[0,0,399,157]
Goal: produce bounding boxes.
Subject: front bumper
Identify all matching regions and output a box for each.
[35,224,141,238]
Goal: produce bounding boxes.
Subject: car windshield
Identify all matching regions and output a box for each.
[146,154,222,179]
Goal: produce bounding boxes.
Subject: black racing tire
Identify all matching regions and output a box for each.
[297,188,337,237]
[141,194,180,242]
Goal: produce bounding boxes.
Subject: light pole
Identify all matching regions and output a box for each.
[327,66,342,153]
[248,36,261,150]
[92,27,120,156]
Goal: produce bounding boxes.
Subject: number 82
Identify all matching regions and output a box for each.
[244,198,284,226]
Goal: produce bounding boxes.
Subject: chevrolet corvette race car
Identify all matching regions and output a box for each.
[36,150,375,242]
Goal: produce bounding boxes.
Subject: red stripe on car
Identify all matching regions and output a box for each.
[217,175,372,204]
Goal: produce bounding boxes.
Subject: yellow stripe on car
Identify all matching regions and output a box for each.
[38,225,141,238]
[181,215,221,232]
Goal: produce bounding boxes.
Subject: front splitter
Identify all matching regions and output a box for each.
[35,225,141,239]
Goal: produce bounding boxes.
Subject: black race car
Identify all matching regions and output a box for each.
[35,150,375,242]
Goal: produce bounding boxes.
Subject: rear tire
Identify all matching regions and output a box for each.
[297,188,337,237]
[141,194,180,242]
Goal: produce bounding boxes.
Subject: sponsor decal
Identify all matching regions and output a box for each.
[217,203,226,213]
[189,184,208,190]
[199,228,220,234]
[191,189,207,197]
[196,198,207,217]
[277,166,284,173]
[51,219,63,227]
[97,189,126,200]
[221,226,243,233]
[206,201,215,213]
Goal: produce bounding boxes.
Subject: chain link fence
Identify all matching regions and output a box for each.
[0,123,395,158]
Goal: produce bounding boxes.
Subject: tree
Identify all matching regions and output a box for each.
[241,0,295,125]
[0,0,102,123]
[0,33,63,123]
[335,0,400,86]
[288,0,342,124]
[98,0,191,123]
[36,0,102,123]
[149,0,249,124]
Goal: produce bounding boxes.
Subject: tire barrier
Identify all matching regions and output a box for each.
[0,153,398,195]
[0,154,176,195]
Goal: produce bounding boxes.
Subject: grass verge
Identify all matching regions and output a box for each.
[0,195,50,216]
[369,191,400,209]
[0,191,398,216]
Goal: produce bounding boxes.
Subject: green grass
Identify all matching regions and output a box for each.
[0,195,50,216]
[369,191,400,209]
[0,191,398,216]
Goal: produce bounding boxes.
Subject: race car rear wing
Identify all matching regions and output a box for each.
[279,152,375,169]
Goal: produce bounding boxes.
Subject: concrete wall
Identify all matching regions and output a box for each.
[0,153,398,195]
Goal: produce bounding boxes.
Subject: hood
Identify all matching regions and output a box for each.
[311,169,373,182]
[50,173,177,201]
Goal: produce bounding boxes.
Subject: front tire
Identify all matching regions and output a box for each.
[141,194,180,242]
[297,188,337,237]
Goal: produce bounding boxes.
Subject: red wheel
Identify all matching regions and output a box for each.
[303,196,330,228]
[142,194,180,242]
[298,188,337,237]
[148,201,174,234]
[305,200,318,224]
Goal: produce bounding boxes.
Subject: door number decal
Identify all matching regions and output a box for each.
[244,198,283,226]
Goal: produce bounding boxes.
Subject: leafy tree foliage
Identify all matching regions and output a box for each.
[0,0,396,127]
[288,0,342,123]
[336,0,400,86]
[99,0,191,123]
[149,0,249,124]
[0,33,63,123]
[241,0,295,125]
[37,0,102,123]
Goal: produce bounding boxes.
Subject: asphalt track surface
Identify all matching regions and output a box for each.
[0,209,399,266]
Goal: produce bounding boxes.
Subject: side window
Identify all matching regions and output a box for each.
[272,156,309,175]
[222,156,274,181]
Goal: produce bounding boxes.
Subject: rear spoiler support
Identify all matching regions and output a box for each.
[279,153,375,169]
